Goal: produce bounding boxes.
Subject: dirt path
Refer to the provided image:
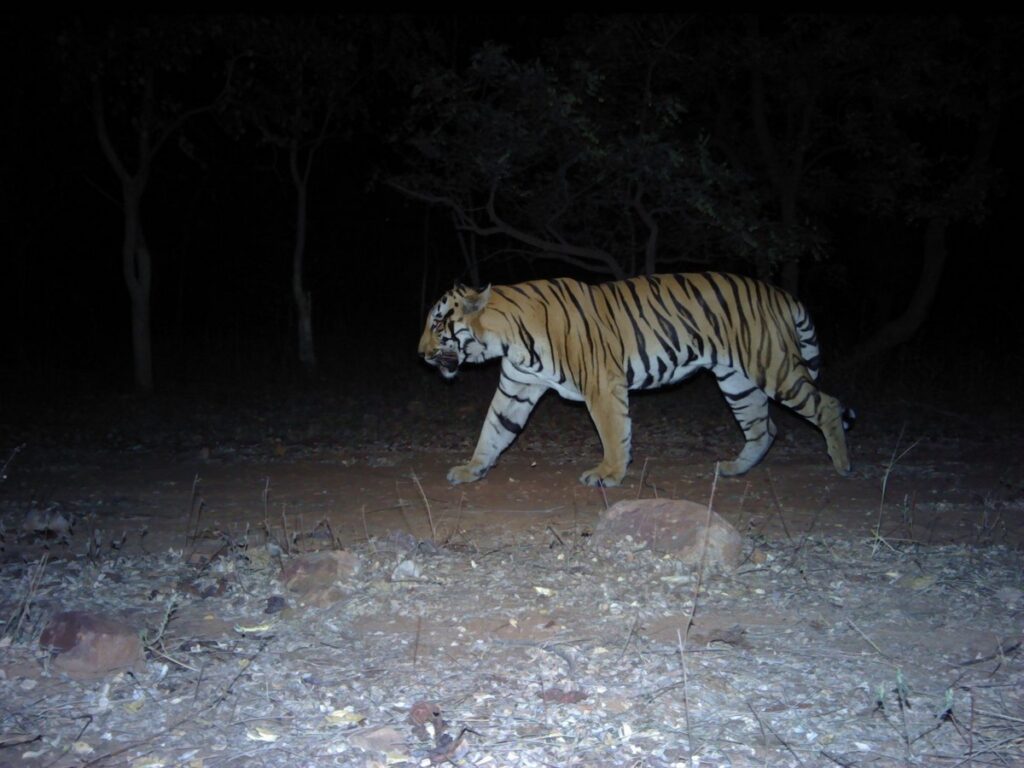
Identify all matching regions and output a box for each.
[7,431,1018,557]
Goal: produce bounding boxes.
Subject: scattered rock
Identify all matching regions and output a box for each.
[22,504,73,540]
[279,550,358,591]
[592,498,742,570]
[391,558,421,581]
[409,700,442,726]
[278,550,359,606]
[995,586,1023,607]
[39,611,144,679]
[301,584,349,608]
[895,572,938,590]
[409,700,446,742]
[264,595,287,614]
[386,529,418,553]
[347,724,407,758]
[537,687,588,703]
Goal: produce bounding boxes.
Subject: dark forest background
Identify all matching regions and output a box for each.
[2,14,1022,415]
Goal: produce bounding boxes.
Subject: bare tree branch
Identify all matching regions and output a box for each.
[389,179,626,278]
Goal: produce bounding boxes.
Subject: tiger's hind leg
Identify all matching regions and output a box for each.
[713,367,777,477]
[776,376,852,476]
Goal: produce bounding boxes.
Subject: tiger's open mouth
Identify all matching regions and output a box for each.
[428,350,460,379]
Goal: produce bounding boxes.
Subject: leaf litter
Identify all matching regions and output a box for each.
[0,508,1021,768]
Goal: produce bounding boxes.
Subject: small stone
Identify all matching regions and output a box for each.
[348,724,406,756]
[279,550,359,594]
[391,559,421,581]
[264,595,287,614]
[22,505,72,539]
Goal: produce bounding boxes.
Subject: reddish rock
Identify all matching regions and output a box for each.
[592,498,742,570]
[278,550,359,600]
[39,611,144,679]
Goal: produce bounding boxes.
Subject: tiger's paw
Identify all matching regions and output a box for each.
[832,458,853,477]
[579,465,624,488]
[447,463,486,484]
[717,460,751,477]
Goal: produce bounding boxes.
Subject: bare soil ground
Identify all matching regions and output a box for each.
[0,372,1021,767]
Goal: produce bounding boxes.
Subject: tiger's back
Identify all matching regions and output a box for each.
[587,273,819,393]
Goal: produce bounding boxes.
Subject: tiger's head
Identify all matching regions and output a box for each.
[418,285,493,379]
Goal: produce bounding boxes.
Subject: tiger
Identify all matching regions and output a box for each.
[418,272,852,487]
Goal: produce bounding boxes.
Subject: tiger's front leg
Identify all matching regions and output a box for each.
[580,379,632,487]
[448,362,547,484]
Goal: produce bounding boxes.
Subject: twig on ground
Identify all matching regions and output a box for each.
[83,639,271,767]
[872,424,921,556]
[360,504,374,550]
[847,618,892,661]
[819,749,856,767]
[279,501,291,556]
[736,480,751,530]
[766,469,793,542]
[141,590,197,671]
[676,627,694,758]
[895,667,913,757]
[319,515,342,550]
[447,492,469,548]
[262,477,270,528]
[145,590,177,647]
[4,553,48,642]
[412,615,422,667]
[492,638,581,679]
[144,643,198,672]
[675,462,721,758]
[636,458,649,499]
[411,471,437,543]
[616,611,640,664]
[747,701,805,766]
[186,474,202,548]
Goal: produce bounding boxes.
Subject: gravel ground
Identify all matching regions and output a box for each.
[1,513,1021,767]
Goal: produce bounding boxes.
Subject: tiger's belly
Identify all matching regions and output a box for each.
[510,353,706,401]
[627,356,706,391]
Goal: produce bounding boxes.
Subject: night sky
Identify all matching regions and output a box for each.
[2,14,1022,410]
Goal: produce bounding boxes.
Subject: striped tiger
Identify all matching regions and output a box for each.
[418,272,852,486]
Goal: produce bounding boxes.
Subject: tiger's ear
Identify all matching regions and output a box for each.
[462,285,491,314]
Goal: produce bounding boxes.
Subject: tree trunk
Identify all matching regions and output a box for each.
[420,212,430,320]
[454,225,481,288]
[130,279,153,392]
[632,186,659,276]
[780,259,800,296]
[122,183,154,391]
[95,76,156,393]
[748,40,807,297]
[91,55,235,390]
[778,182,801,296]
[849,217,948,363]
[295,290,315,371]
[291,149,316,372]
